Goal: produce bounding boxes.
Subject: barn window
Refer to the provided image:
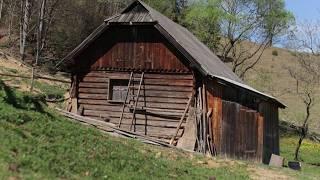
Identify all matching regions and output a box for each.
[109,79,129,102]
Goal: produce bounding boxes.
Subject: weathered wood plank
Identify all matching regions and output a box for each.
[79,99,189,109]
[79,82,109,88]
[84,72,193,80]
[81,77,193,86]
[79,88,109,94]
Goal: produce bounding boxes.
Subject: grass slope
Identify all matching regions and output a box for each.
[0,81,251,179]
[244,46,320,132]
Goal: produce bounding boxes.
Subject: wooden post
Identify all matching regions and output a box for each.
[257,114,264,162]
[30,67,35,92]
[70,75,78,114]
[202,83,208,153]
[169,94,193,145]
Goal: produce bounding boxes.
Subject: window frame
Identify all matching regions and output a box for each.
[108,78,130,103]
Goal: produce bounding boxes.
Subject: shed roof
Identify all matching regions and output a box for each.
[61,0,285,108]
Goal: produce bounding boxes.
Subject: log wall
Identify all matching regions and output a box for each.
[75,71,194,142]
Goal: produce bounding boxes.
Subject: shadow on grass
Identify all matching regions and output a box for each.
[0,80,53,119]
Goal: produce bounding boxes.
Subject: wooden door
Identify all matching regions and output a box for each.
[221,101,264,162]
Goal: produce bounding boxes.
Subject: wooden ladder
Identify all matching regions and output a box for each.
[118,72,145,132]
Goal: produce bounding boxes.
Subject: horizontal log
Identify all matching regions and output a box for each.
[78,84,193,93]
[79,82,108,88]
[81,77,109,83]
[56,108,174,147]
[85,116,186,128]
[81,77,193,86]
[111,121,183,129]
[0,73,70,83]
[115,124,184,136]
[79,94,109,100]
[129,85,193,92]
[83,112,186,123]
[79,94,189,104]
[79,90,191,99]
[81,104,186,114]
[84,72,193,80]
[79,100,187,110]
[79,88,109,94]
[84,110,185,122]
[84,109,188,119]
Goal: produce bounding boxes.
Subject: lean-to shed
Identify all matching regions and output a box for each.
[61,0,285,163]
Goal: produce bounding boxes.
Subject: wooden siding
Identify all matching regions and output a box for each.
[91,41,188,71]
[259,101,280,164]
[76,71,194,142]
[220,101,264,162]
[207,80,264,162]
[206,80,223,153]
[74,26,190,72]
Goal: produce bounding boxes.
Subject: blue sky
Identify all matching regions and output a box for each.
[285,0,319,22]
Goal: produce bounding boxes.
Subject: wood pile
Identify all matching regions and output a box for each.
[194,85,216,156]
[57,108,199,154]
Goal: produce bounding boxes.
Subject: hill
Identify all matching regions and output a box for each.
[0,50,319,179]
[241,46,320,132]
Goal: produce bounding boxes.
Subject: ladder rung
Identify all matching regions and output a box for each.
[130,108,146,112]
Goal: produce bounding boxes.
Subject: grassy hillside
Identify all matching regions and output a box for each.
[0,55,319,179]
[244,46,320,132]
[0,81,248,179]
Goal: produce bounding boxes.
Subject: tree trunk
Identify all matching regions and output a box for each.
[294,96,311,161]
[0,0,3,21]
[20,0,32,61]
[30,67,35,92]
[8,1,15,40]
[294,133,306,161]
[36,0,47,65]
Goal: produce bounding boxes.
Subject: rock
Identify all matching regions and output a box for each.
[269,154,284,167]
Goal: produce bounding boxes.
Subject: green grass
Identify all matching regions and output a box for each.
[0,66,67,98]
[280,134,320,179]
[0,81,250,179]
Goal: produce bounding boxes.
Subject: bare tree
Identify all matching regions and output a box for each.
[20,0,33,61]
[35,0,46,65]
[218,0,293,79]
[287,21,320,161]
[7,0,17,40]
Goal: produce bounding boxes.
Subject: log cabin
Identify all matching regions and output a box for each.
[60,0,286,164]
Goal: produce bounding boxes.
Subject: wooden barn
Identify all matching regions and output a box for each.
[61,0,285,164]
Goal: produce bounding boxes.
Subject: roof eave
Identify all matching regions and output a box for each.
[210,75,286,108]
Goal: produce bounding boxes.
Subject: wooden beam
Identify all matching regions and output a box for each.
[169,94,193,145]
[0,73,70,83]
[56,108,175,147]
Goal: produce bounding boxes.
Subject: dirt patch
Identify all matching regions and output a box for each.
[0,54,29,73]
[8,163,20,173]
[247,166,293,180]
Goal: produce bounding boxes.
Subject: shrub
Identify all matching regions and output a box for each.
[272,50,279,56]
